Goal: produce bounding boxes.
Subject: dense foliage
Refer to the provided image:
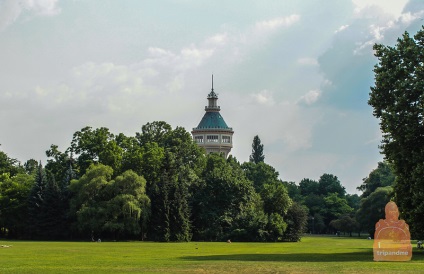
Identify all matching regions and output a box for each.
[369,27,424,239]
[0,122,397,241]
[1,123,307,241]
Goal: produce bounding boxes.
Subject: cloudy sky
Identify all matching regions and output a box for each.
[1,0,423,193]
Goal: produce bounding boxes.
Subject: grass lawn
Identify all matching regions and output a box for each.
[1,236,423,273]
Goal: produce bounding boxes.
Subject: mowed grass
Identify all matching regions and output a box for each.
[1,236,423,273]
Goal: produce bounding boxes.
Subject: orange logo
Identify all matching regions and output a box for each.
[373,201,412,261]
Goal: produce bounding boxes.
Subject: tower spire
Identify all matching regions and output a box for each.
[207,75,218,99]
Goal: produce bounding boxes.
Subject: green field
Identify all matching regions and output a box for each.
[1,236,423,273]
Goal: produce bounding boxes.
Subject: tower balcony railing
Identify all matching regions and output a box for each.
[205,106,220,111]
[192,127,233,131]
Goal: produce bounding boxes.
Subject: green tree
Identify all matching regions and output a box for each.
[140,142,165,193]
[356,186,393,236]
[310,213,325,234]
[369,28,424,239]
[249,135,265,163]
[345,194,360,212]
[330,214,359,236]
[303,193,324,217]
[136,121,172,147]
[45,144,77,185]
[321,193,353,232]
[38,175,66,239]
[242,161,279,192]
[69,164,113,238]
[27,163,48,239]
[191,154,256,241]
[357,161,395,198]
[23,159,39,175]
[227,191,268,242]
[260,182,292,216]
[282,181,303,203]
[44,149,77,240]
[70,164,149,240]
[70,127,123,175]
[299,178,319,196]
[300,176,349,234]
[117,135,145,175]
[104,170,150,239]
[0,148,21,177]
[0,173,34,238]
[148,151,193,242]
[318,173,346,197]
[266,213,287,241]
[240,159,296,241]
[258,182,292,241]
[283,202,309,241]
[135,123,203,241]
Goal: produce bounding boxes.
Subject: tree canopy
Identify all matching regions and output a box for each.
[357,161,395,199]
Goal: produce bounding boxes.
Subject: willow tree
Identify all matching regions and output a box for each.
[69,164,150,240]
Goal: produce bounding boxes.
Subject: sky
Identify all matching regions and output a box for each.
[1,0,424,194]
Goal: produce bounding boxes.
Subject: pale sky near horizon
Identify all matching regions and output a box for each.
[1,0,423,194]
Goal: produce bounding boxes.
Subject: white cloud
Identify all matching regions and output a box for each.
[255,14,300,32]
[297,57,318,66]
[34,86,49,97]
[180,45,214,69]
[352,23,386,55]
[25,0,60,16]
[352,0,408,19]
[298,89,321,105]
[167,75,184,93]
[144,44,214,73]
[205,33,228,46]
[335,24,349,33]
[251,90,275,105]
[0,0,60,30]
[322,79,333,88]
[353,7,424,56]
[230,96,316,158]
[147,47,174,58]
[399,11,422,24]
[23,62,158,112]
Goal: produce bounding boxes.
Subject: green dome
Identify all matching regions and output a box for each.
[195,112,231,129]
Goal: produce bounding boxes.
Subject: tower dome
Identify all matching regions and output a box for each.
[192,76,234,157]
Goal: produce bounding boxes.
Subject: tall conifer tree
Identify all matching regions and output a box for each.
[27,162,47,239]
[249,135,265,164]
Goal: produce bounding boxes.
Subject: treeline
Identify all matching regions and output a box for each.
[0,121,393,241]
[288,161,395,237]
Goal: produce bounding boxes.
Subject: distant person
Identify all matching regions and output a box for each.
[373,201,412,261]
